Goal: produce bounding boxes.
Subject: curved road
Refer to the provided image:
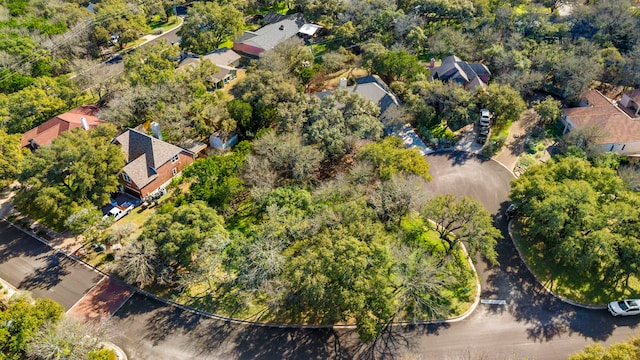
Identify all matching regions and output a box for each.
[105,152,640,359]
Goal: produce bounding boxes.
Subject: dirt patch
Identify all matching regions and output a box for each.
[308,67,369,93]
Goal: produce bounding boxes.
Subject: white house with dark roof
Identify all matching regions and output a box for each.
[562,90,640,156]
[113,129,195,198]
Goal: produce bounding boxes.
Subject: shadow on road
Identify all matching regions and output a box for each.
[427,151,491,167]
[480,203,638,343]
[19,253,69,291]
[112,292,449,359]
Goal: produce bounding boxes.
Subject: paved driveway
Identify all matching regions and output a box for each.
[0,220,103,310]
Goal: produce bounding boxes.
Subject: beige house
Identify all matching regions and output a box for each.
[562,90,640,156]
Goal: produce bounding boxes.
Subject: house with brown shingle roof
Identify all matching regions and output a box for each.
[562,90,640,156]
[113,129,195,199]
[21,105,104,150]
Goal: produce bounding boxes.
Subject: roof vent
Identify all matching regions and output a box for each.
[279,25,284,30]
[80,117,89,130]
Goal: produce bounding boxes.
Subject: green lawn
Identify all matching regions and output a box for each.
[512,220,640,305]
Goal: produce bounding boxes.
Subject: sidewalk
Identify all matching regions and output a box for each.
[492,110,539,172]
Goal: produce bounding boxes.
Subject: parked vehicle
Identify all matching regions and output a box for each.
[608,299,640,316]
[104,201,134,222]
[505,203,517,219]
[480,109,491,127]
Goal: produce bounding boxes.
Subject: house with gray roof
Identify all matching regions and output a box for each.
[178,48,241,89]
[316,75,433,155]
[113,129,195,199]
[430,55,491,91]
[233,13,307,57]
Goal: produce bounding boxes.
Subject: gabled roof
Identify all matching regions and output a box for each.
[430,55,491,90]
[21,105,104,148]
[202,48,241,67]
[564,90,640,144]
[113,129,187,189]
[179,48,241,68]
[234,13,306,56]
[317,75,401,116]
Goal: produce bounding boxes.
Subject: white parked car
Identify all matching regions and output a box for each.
[608,299,640,316]
[480,109,491,127]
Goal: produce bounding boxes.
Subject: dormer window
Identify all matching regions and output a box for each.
[122,172,131,182]
[171,154,179,163]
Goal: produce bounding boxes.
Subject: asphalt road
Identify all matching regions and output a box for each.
[107,151,640,359]
[101,23,182,75]
[0,220,103,310]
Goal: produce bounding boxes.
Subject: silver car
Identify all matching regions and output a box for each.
[608,299,640,316]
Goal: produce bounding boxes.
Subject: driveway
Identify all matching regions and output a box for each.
[0,220,103,309]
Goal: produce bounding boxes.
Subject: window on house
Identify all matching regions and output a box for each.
[122,173,131,182]
[172,168,177,176]
[171,154,179,163]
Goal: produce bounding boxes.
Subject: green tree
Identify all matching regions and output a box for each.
[123,41,179,86]
[140,201,229,273]
[420,194,500,265]
[479,83,526,129]
[304,91,383,159]
[534,96,562,125]
[93,0,150,48]
[13,125,124,230]
[370,50,427,83]
[569,336,640,360]
[0,77,79,134]
[510,156,639,282]
[282,224,395,342]
[358,137,432,181]
[0,297,64,359]
[184,141,250,209]
[231,68,300,134]
[178,2,244,54]
[0,130,26,189]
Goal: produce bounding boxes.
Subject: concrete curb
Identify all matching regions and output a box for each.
[507,219,607,310]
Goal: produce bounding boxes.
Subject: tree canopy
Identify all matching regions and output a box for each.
[0,129,26,189]
[178,2,244,54]
[14,124,124,230]
[510,156,640,286]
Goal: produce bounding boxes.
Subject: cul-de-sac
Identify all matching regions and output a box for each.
[1,0,640,359]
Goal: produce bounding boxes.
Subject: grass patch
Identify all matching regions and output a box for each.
[218,40,234,49]
[512,220,640,305]
[149,16,180,31]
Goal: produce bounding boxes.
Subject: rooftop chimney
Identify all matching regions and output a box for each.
[150,122,162,140]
